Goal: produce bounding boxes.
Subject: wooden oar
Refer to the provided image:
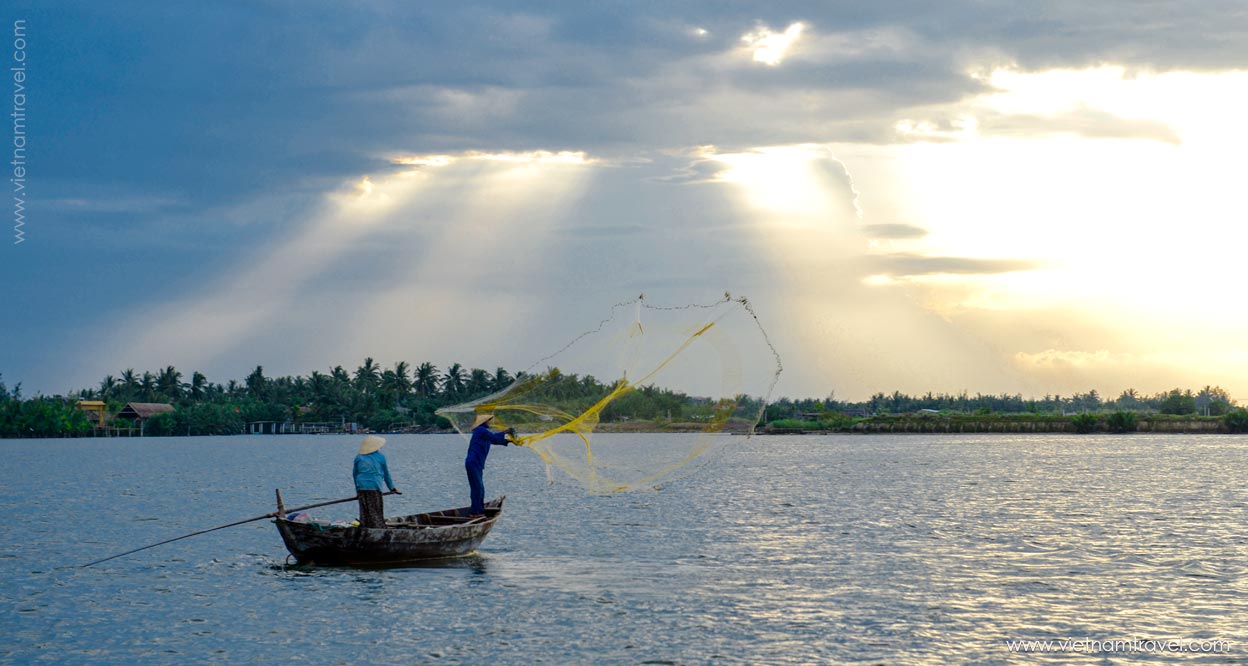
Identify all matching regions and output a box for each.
[80,490,397,568]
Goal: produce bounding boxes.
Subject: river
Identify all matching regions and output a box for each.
[2,433,1246,664]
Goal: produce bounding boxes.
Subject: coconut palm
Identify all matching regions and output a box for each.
[156,366,183,400]
[392,361,412,395]
[492,367,513,392]
[467,368,491,396]
[379,369,398,407]
[414,362,439,397]
[245,366,267,398]
[140,372,157,401]
[441,363,466,399]
[189,371,208,400]
[99,375,118,401]
[308,371,332,407]
[580,374,603,394]
[354,358,380,394]
[120,369,138,399]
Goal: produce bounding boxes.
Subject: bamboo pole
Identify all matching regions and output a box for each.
[80,490,395,568]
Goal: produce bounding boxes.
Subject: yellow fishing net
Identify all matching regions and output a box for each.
[437,294,782,493]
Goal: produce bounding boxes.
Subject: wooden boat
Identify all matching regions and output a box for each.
[274,497,505,566]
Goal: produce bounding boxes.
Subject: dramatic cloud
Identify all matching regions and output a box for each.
[873,254,1040,277]
[863,224,928,239]
[975,107,1182,144]
[741,22,805,66]
[7,1,1248,399]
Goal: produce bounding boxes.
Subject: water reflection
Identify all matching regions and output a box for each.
[3,434,1247,664]
[275,552,490,575]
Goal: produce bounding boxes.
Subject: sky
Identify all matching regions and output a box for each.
[3,1,1248,401]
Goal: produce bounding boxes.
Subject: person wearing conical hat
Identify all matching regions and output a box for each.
[465,413,514,518]
[353,435,400,528]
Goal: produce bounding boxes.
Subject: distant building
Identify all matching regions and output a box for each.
[76,400,108,427]
[116,402,175,434]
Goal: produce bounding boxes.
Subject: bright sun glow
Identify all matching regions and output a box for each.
[741,22,804,66]
[870,66,1248,388]
[393,150,595,168]
[94,147,600,383]
[892,67,1248,307]
[696,65,1248,396]
[706,144,855,221]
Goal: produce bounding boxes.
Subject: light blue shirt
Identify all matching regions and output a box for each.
[353,451,395,491]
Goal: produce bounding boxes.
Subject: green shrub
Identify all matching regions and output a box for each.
[144,411,185,436]
[1224,409,1248,434]
[1106,410,1138,434]
[1071,413,1100,434]
[1159,389,1197,415]
[1209,400,1233,416]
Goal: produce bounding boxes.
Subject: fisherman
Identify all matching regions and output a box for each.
[353,435,400,528]
[466,414,514,518]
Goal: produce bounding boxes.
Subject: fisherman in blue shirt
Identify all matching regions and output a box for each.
[353,435,400,528]
[466,414,514,518]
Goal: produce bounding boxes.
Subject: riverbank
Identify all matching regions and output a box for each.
[7,406,1248,439]
[762,412,1248,435]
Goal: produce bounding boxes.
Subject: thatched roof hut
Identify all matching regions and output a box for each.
[116,402,175,421]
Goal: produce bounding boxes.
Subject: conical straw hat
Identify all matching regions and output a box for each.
[359,435,386,454]
[471,414,495,429]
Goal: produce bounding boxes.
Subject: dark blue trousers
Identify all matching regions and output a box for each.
[466,463,485,514]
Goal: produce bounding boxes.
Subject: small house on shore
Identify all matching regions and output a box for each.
[116,402,175,433]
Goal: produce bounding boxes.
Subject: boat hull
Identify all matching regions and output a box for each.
[275,497,504,566]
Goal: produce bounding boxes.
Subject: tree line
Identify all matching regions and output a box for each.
[764,386,1238,422]
[1,364,1245,438]
[0,359,704,437]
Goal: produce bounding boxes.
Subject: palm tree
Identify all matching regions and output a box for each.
[354,358,380,394]
[414,362,439,397]
[441,363,466,399]
[99,375,118,401]
[189,371,208,401]
[245,366,267,398]
[380,369,399,407]
[392,361,412,395]
[140,372,157,401]
[291,376,307,396]
[328,365,351,396]
[120,369,138,400]
[378,362,413,409]
[467,368,491,396]
[580,374,603,394]
[492,367,513,392]
[309,371,331,402]
[156,366,183,400]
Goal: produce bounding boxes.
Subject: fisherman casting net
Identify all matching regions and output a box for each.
[437,294,782,494]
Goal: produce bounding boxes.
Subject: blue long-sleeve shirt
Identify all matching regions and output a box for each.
[466,424,510,469]
[353,451,395,491]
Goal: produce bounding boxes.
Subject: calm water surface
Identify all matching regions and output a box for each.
[3,434,1247,664]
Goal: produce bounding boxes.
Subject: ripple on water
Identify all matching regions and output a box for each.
[1,433,1247,663]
